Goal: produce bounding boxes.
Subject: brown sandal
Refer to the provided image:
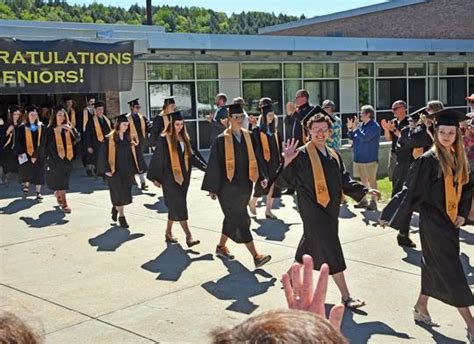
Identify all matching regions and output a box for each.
[186,239,200,248]
[342,297,366,309]
[165,233,178,244]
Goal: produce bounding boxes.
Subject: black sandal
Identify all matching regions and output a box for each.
[22,185,29,198]
[186,239,200,248]
[165,233,178,244]
[342,296,366,309]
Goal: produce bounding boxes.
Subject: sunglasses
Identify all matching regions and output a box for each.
[231,113,244,119]
[391,106,403,111]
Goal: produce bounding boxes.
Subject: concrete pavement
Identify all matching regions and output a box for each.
[0,165,473,343]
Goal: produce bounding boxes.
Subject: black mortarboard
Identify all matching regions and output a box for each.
[258,97,272,109]
[428,108,468,127]
[8,105,20,113]
[114,113,129,123]
[86,94,97,102]
[164,97,175,106]
[25,105,39,114]
[226,103,243,116]
[128,98,140,107]
[301,105,334,127]
[408,107,428,122]
[168,111,183,121]
[52,105,67,114]
[94,101,105,108]
[63,95,72,102]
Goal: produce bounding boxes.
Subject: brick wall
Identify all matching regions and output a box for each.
[105,91,120,117]
[264,0,474,39]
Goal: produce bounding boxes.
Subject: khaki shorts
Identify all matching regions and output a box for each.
[353,161,378,180]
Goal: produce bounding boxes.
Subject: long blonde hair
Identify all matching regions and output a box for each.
[432,126,469,183]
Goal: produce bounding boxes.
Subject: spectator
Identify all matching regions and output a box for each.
[207,93,228,144]
[347,105,380,211]
[322,99,342,152]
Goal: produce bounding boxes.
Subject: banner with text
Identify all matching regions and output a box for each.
[0,38,134,94]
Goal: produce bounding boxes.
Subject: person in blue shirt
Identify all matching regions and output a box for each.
[208,93,229,144]
[347,105,380,211]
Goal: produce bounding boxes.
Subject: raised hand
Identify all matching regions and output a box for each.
[282,255,345,331]
[368,188,382,201]
[286,102,296,116]
[346,117,355,130]
[260,178,268,189]
[282,138,300,166]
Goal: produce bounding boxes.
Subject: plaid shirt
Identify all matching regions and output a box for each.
[326,115,342,151]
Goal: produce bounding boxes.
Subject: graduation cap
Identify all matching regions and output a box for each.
[163,96,175,106]
[301,105,334,128]
[63,95,73,102]
[258,97,272,109]
[428,108,468,127]
[168,110,183,121]
[408,107,429,122]
[52,105,67,114]
[25,105,39,114]
[112,113,129,124]
[226,103,243,116]
[128,98,140,107]
[8,105,20,113]
[94,101,105,108]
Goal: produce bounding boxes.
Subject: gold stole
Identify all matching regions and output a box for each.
[412,148,424,159]
[25,125,42,158]
[69,108,77,128]
[306,142,341,207]
[54,128,73,160]
[162,114,170,129]
[127,113,146,144]
[93,115,111,143]
[108,136,141,175]
[82,108,92,132]
[165,134,189,185]
[224,128,259,183]
[259,131,280,162]
[444,170,468,224]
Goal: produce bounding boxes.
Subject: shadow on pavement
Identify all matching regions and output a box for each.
[416,321,465,344]
[142,243,213,281]
[144,196,168,214]
[201,257,276,314]
[19,208,68,228]
[89,226,145,251]
[339,204,357,219]
[337,304,412,343]
[402,247,422,268]
[460,227,474,245]
[252,218,297,242]
[0,198,39,215]
[360,209,381,227]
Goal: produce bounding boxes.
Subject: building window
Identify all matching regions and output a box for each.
[284,63,301,78]
[358,78,375,108]
[303,63,339,78]
[147,63,194,80]
[196,63,218,80]
[440,77,467,106]
[376,79,406,110]
[243,80,283,115]
[376,63,406,77]
[304,80,339,109]
[242,63,282,79]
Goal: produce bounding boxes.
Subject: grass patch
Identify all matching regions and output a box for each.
[376,177,392,203]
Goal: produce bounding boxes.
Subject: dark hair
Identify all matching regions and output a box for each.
[0,312,42,344]
[162,117,193,155]
[48,107,69,128]
[7,106,22,126]
[260,109,276,134]
[217,93,228,103]
[212,309,347,344]
[307,114,333,130]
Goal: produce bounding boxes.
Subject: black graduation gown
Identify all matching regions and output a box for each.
[381,152,473,307]
[45,127,79,191]
[284,103,313,146]
[79,108,94,166]
[252,126,282,198]
[97,134,138,207]
[150,114,169,148]
[147,136,207,221]
[84,115,111,167]
[202,131,268,244]
[0,124,19,174]
[129,112,150,172]
[277,145,367,274]
[16,124,46,185]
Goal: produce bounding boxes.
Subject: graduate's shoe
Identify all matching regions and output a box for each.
[412,307,440,327]
[86,168,93,177]
[61,203,71,214]
[342,296,366,309]
[397,234,416,248]
[140,183,149,191]
[354,198,368,209]
[265,211,278,219]
[216,245,235,260]
[186,239,200,248]
[111,206,118,222]
[22,185,29,198]
[35,192,43,200]
[367,200,378,211]
[254,254,271,268]
[165,233,178,244]
[118,216,129,228]
[281,188,295,195]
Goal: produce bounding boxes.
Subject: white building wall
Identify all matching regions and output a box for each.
[218,62,241,100]
[339,62,358,113]
[119,62,148,116]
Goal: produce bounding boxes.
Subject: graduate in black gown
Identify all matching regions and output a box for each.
[278,113,380,309]
[390,107,434,248]
[202,103,272,268]
[81,94,96,175]
[147,111,207,247]
[16,106,46,200]
[0,106,22,185]
[97,115,146,228]
[45,106,80,213]
[126,98,151,190]
[248,97,282,219]
[380,109,473,338]
[150,97,175,149]
[84,101,112,177]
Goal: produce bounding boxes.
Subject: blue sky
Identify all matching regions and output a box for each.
[68,0,387,17]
